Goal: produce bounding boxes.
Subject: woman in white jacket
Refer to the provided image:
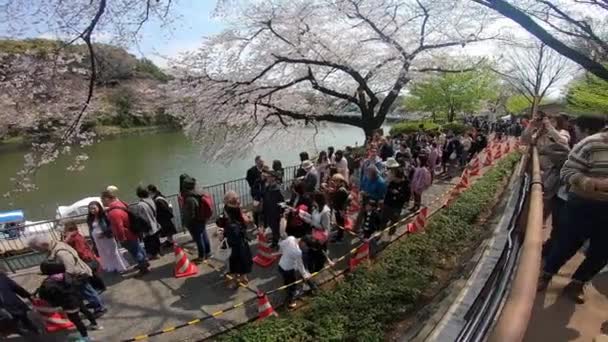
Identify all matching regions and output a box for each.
[278,236,310,309]
[298,192,332,273]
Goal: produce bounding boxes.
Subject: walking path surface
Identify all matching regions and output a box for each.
[524,252,608,342]
[7,170,465,342]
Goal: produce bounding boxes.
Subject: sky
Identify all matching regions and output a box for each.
[132,1,225,67]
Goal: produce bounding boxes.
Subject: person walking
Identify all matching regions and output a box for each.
[246,156,265,226]
[317,151,330,184]
[295,152,310,178]
[102,190,150,276]
[38,263,102,340]
[383,164,410,235]
[272,160,284,184]
[329,174,350,243]
[262,171,285,248]
[0,272,39,336]
[301,160,319,193]
[86,201,129,273]
[216,191,254,289]
[411,155,432,211]
[63,222,106,292]
[538,123,608,304]
[134,186,162,260]
[360,166,387,203]
[27,235,107,318]
[278,236,311,309]
[147,185,177,248]
[180,175,212,263]
[359,147,385,185]
[332,150,349,183]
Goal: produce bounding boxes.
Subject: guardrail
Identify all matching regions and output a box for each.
[0,164,299,272]
[489,146,543,342]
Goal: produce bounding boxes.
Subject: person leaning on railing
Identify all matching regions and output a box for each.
[538,116,608,304]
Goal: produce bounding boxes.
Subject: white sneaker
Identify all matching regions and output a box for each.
[88,324,104,331]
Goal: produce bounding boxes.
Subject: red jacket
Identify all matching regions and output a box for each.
[107,200,138,242]
[64,231,97,262]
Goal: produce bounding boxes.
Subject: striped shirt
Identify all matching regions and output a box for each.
[561,131,608,201]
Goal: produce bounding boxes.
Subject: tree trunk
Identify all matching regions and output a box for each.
[362,119,381,144]
[448,107,455,122]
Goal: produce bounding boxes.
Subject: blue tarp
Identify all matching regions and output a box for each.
[0,210,25,224]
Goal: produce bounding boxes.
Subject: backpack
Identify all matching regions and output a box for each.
[108,202,153,235]
[180,193,214,221]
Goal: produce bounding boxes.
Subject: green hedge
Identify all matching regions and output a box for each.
[389,121,470,136]
[220,152,521,341]
[390,121,441,135]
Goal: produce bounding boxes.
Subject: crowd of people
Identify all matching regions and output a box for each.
[528,112,608,305]
[1,118,515,340]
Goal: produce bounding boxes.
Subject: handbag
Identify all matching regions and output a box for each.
[312,228,328,244]
[215,238,231,269]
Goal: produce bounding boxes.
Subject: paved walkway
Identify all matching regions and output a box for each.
[524,252,608,342]
[7,170,465,342]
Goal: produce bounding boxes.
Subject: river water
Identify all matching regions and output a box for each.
[0,124,379,220]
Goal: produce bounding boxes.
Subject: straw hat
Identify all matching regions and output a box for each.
[331,173,345,182]
[302,160,314,170]
[385,157,400,169]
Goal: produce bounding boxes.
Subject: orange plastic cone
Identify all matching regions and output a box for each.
[407,207,429,233]
[349,240,370,271]
[31,298,76,333]
[253,231,280,267]
[347,188,361,216]
[174,244,198,278]
[455,169,471,191]
[483,147,493,167]
[257,291,278,319]
[494,143,503,160]
[469,157,481,176]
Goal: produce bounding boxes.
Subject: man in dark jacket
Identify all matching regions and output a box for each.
[181,175,211,262]
[246,156,264,227]
[295,152,309,178]
[0,272,39,336]
[262,171,285,248]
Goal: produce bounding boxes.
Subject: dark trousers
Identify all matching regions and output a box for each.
[66,302,97,338]
[542,196,566,257]
[544,194,608,282]
[121,240,148,270]
[187,223,210,258]
[13,313,40,335]
[413,192,422,208]
[143,232,161,257]
[267,217,281,246]
[335,210,346,240]
[278,266,298,304]
[382,205,402,235]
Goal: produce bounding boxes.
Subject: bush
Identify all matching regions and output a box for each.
[442,122,471,135]
[389,121,441,136]
[219,152,521,341]
[135,58,172,83]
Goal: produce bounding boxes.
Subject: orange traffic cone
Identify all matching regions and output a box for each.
[483,147,493,167]
[174,244,198,278]
[407,207,429,233]
[455,169,470,191]
[347,188,361,216]
[494,143,503,160]
[344,217,353,231]
[257,291,278,319]
[253,231,280,267]
[31,298,76,333]
[469,157,481,176]
[349,240,370,271]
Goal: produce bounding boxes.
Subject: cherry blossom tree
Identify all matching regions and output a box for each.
[0,0,177,194]
[471,0,608,81]
[168,0,494,157]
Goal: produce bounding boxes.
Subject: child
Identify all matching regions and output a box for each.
[38,262,102,340]
[63,222,106,292]
[359,199,382,240]
[411,155,432,211]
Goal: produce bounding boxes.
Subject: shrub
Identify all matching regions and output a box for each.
[219,152,521,341]
[442,122,471,135]
[389,121,441,136]
[135,58,172,83]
